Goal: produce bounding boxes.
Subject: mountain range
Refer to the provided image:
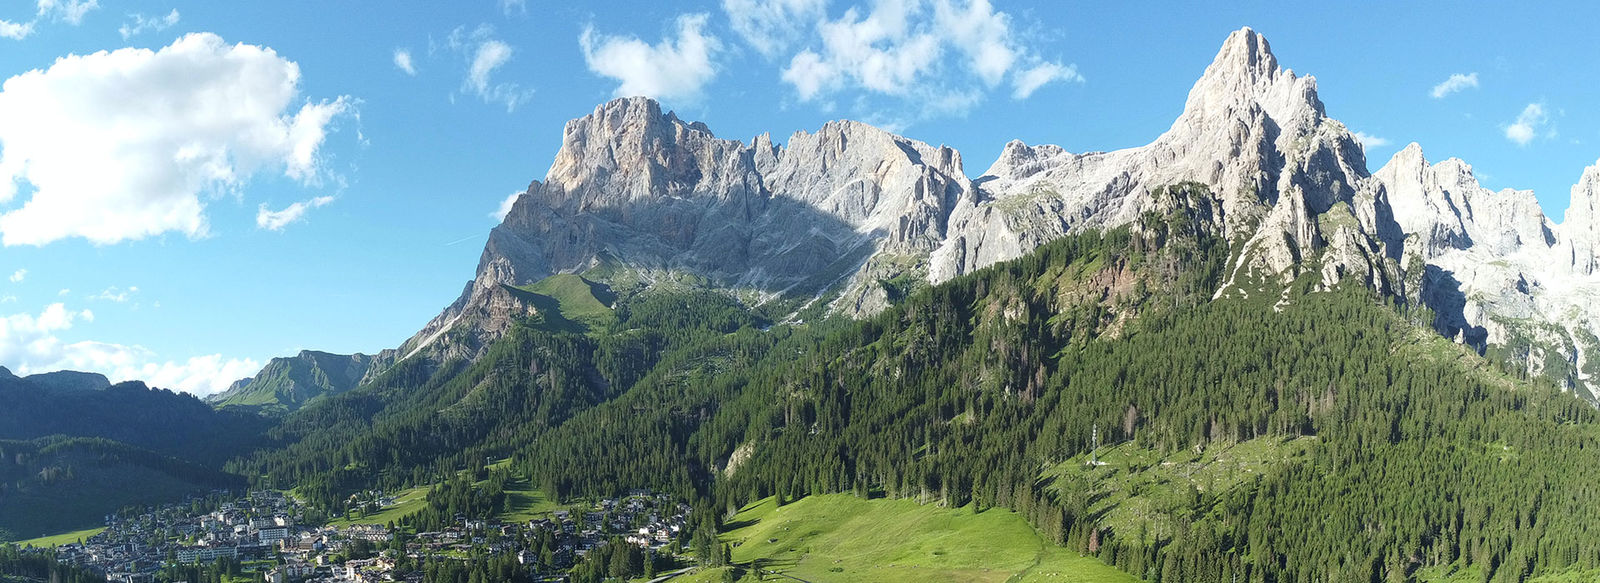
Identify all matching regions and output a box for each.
[365,26,1600,403]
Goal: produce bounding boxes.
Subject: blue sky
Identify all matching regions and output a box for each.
[0,0,1596,394]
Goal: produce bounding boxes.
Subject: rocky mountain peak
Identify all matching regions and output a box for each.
[1180,26,1325,133]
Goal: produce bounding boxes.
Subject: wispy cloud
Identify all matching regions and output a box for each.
[257,196,335,231]
[9,269,25,283]
[448,25,534,111]
[1430,72,1478,99]
[118,9,179,40]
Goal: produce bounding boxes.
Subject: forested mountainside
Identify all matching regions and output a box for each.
[228,185,1600,582]
[0,376,268,467]
[0,437,244,540]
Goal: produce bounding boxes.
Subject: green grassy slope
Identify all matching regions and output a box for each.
[713,495,1138,583]
[13,527,106,548]
[515,274,617,334]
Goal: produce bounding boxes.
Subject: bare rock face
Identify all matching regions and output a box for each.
[1372,147,1600,400]
[399,97,974,360]
[935,27,1396,298]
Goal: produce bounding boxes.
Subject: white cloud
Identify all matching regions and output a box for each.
[469,40,513,94]
[118,9,180,39]
[448,25,534,111]
[1011,61,1080,99]
[1504,103,1547,146]
[36,0,99,25]
[0,33,353,246]
[771,0,1077,115]
[1352,131,1391,151]
[88,285,137,303]
[1430,72,1478,99]
[0,19,34,40]
[393,48,417,75]
[723,0,826,58]
[493,191,521,221]
[501,0,526,16]
[0,301,258,395]
[8,269,23,283]
[256,195,334,230]
[581,13,722,102]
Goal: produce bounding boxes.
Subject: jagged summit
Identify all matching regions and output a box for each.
[1182,26,1326,131]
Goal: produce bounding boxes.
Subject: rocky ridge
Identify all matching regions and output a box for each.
[383,27,1600,401]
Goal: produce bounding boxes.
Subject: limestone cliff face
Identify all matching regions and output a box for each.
[1372,147,1600,400]
[397,97,974,360]
[933,27,1398,298]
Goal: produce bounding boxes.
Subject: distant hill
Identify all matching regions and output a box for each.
[208,350,376,414]
[0,376,269,466]
[0,436,244,540]
[20,370,110,393]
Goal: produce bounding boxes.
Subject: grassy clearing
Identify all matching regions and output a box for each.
[327,484,430,527]
[498,478,565,522]
[718,494,1138,583]
[515,274,617,334]
[14,526,106,547]
[1044,436,1315,546]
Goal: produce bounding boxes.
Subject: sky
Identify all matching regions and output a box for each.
[0,0,1597,395]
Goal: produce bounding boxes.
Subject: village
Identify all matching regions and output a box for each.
[17,489,692,583]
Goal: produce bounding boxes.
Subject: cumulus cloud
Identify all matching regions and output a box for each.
[723,0,826,58]
[581,13,722,102]
[493,191,521,222]
[0,301,258,395]
[9,269,23,283]
[1352,131,1391,151]
[1504,103,1547,146]
[257,195,334,231]
[1430,72,1478,99]
[0,33,353,246]
[501,0,526,16]
[393,48,417,75]
[36,0,99,25]
[448,25,534,111]
[118,9,179,39]
[772,0,1077,113]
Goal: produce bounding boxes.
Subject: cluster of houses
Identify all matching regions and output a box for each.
[17,489,692,583]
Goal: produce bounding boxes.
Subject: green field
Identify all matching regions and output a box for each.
[327,484,430,527]
[707,494,1139,583]
[14,526,105,548]
[498,478,565,522]
[514,274,617,334]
